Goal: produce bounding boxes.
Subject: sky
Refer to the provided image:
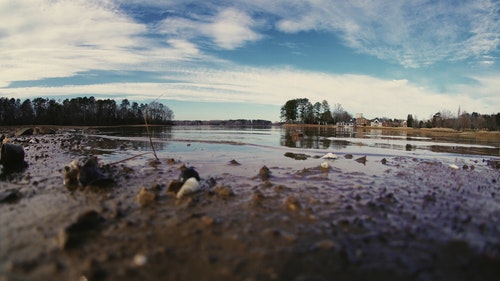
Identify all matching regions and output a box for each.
[0,0,499,122]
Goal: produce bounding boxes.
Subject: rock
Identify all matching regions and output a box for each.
[214,185,235,197]
[58,210,104,250]
[344,154,353,159]
[381,158,387,165]
[449,164,459,170]
[34,127,56,135]
[77,157,114,187]
[283,195,301,211]
[0,143,26,167]
[166,179,182,194]
[229,159,241,165]
[355,156,367,164]
[177,178,200,199]
[15,127,33,136]
[63,160,80,186]
[258,166,271,181]
[312,240,336,251]
[165,158,176,164]
[201,215,216,226]
[284,152,309,160]
[321,152,338,159]
[136,187,156,206]
[179,166,200,182]
[320,162,329,170]
[133,254,148,267]
[252,190,265,203]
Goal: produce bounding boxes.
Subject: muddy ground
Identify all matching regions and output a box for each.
[1,128,500,281]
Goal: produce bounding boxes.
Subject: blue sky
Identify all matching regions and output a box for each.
[1,0,499,121]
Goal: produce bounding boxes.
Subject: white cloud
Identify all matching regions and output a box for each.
[2,65,496,120]
[157,7,262,50]
[204,8,262,49]
[271,0,500,68]
[0,0,143,85]
[0,0,208,87]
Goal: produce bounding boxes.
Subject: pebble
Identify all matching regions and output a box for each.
[136,187,156,207]
[322,152,338,159]
[201,215,216,226]
[259,166,271,181]
[166,179,182,194]
[312,240,336,251]
[355,156,367,164]
[283,195,301,211]
[133,254,147,267]
[320,162,329,170]
[252,190,265,203]
[214,185,235,197]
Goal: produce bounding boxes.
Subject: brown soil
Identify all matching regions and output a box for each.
[1,128,500,281]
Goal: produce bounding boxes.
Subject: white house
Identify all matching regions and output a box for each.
[370,118,382,127]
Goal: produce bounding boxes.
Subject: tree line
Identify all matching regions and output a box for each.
[280,98,352,124]
[0,97,174,126]
[281,98,499,131]
[424,110,500,131]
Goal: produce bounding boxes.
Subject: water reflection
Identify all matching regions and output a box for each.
[93,126,499,157]
[281,126,356,149]
[281,126,499,156]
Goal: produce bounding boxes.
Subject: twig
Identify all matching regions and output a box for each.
[144,111,159,161]
[108,152,152,166]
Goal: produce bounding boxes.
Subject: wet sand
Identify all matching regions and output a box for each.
[1,128,500,281]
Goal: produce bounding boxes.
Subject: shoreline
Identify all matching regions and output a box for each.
[282,123,500,139]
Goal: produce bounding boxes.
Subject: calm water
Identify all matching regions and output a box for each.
[92,125,499,158]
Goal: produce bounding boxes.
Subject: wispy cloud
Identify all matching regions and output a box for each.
[0,0,146,87]
[0,0,213,87]
[272,0,500,68]
[2,64,496,119]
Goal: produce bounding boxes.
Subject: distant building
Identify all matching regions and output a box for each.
[337,118,356,127]
[355,113,368,126]
[370,118,382,127]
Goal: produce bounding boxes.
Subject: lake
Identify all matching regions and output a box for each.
[87,125,499,176]
[92,125,499,155]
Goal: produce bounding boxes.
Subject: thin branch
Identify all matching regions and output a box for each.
[108,152,152,166]
[144,111,159,161]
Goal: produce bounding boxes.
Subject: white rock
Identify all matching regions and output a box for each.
[322,152,338,159]
[133,254,147,266]
[449,164,459,170]
[177,177,200,198]
[320,162,329,169]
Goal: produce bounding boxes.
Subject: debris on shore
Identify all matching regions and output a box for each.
[63,156,114,187]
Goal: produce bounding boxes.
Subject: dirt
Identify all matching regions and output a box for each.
[1,128,500,281]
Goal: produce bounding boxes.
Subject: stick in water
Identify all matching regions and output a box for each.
[144,111,159,161]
